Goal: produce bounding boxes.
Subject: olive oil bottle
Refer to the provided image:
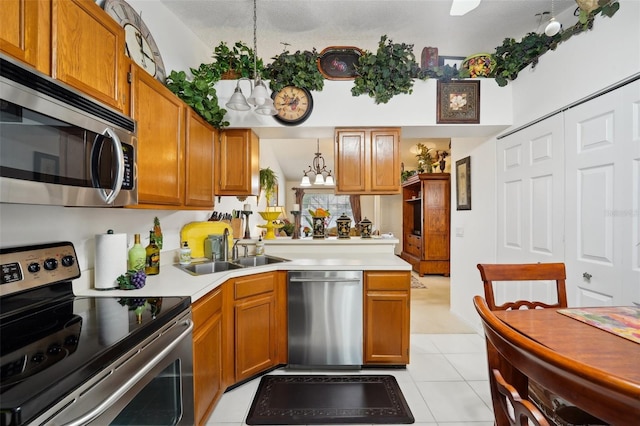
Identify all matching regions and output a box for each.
[145,230,160,275]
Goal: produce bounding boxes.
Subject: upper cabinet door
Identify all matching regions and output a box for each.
[185,109,216,208]
[335,128,401,194]
[370,129,400,193]
[52,0,126,112]
[216,129,259,196]
[131,65,185,206]
[0,0,50,74]
[335,130,367,193]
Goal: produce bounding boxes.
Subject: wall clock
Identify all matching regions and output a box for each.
[272,86,313,126]
[104,0,166,82]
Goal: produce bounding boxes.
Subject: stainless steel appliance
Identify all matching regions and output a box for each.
[0,242,193,425]
[0,54,137,207]
[287,270,363,368]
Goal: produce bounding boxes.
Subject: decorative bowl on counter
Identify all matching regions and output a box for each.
[258,211,284,240]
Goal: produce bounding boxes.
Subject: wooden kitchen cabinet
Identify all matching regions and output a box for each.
[0,0,50,74]
[185,109,216,208]
[192,288,224,426]
[52,0,127,112]
[334,128,401,194]
[215,129,259,197]
[364,271,411,365]
[400,173,451,276]
[223,272,280,384]
[130,64,185,206]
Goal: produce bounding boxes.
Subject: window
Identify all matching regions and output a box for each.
[301,192,353,229]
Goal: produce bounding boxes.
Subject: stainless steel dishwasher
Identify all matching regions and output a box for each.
[287,270,363,368]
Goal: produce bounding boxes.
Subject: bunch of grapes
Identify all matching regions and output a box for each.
[116,269,147,290]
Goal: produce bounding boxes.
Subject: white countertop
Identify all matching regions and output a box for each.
[73,252,411,303]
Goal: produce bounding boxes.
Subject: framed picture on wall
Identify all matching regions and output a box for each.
[268,184,279,207]
[455,156,471,210]
[437,80,480,124]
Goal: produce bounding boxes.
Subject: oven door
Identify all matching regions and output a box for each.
[33,311,194,426]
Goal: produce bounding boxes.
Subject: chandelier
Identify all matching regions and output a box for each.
[300,140,334,187]
[225,0,277,115]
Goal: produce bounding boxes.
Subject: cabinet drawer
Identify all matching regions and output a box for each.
[192,287,222,328]
[234,272,275,300]
[365,271,410,291]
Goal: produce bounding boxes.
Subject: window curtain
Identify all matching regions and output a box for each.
[349,195,361,224]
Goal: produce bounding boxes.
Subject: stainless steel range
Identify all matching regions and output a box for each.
[0,242,194,425]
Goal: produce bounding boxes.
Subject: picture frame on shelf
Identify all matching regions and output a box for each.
[437,80,480,124]
[455,156,471,210]
[438,55,465,70]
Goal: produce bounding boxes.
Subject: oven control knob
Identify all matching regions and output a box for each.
[64,335,79,346]
[44,258,58,271]
[47,344,62,355]
[61,255,75,267]
[31,352,46,363]
[27,262,41,273]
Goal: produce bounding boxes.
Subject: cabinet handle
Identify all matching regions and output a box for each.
[582,272,592,281]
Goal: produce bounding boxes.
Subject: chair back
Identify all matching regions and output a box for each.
[477,263,568,310]
[492,369,550,426]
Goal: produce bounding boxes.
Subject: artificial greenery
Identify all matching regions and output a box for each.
[165,64,229,128]
[259,167,278,204]
[351,35,424,104]
[264,49,324,93]
[211,41,264,79]
[492,0,620,86]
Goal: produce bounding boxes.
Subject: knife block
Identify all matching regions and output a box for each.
[230,218,243,239]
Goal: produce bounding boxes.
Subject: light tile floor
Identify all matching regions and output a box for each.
[205,333,493,426]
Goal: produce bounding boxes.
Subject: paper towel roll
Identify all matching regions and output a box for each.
[94,232,127,290]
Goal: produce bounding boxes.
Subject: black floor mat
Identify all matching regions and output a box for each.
[246,374,415,424]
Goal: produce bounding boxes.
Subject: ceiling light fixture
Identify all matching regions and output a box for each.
[225,0,277,115]
[300,140,334,187]
[545,0,562,36]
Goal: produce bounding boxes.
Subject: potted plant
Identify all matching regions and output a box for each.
[259,167,278,205]
[211,41,264,80]
[264,48,324,93]
[351,35,424,104]
[165,64,229,128]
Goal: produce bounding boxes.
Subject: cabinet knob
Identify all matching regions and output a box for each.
[582,272,592,281]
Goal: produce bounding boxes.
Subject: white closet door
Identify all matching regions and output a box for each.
[564,80,640,306]
[496,114,565,307]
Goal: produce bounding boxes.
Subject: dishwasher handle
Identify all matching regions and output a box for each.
[289,277,361,283]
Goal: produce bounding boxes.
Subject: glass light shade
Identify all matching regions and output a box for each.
[324,174,335,186]
[247,79,269,106]
[300,175,311,187]
[226,86,251,111]
[314,173,325,185]
[545,18,561,36]
[255,98,278,116]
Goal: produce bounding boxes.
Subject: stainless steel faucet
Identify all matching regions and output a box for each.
[232,239,240,260]
[222,228,229,261]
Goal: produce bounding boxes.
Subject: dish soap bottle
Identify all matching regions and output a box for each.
[145,230,160,275]
[128,233,146,271]
[179,241,191,265]
[255,236,265,256]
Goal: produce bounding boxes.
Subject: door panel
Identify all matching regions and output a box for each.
[496,114,565,307]
[564,80,639,306]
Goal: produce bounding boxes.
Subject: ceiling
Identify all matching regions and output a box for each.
[159,0,578,181]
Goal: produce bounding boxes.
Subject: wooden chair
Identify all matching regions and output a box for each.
[476,264,608,426]
[492,369,550,426]
[476,263,568,310]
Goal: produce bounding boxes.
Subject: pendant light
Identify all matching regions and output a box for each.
[300,140,334,187]
[545,0,561,36]
[225,0,277,115]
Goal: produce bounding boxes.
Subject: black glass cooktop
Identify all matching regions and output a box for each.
[0,282,190,426]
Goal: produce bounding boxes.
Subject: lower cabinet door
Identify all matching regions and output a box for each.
[235,293,276,381]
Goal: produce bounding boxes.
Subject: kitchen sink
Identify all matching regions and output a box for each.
[176,260,244,276]
[231,255,289,268]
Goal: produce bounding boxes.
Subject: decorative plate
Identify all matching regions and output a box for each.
[317,46,363,80]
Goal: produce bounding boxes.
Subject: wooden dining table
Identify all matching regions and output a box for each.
[492,307,640,424]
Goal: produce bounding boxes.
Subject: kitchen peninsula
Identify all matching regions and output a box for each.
[73,236,411,424]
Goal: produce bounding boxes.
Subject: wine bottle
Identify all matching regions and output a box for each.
[145,230,160,275]
[128,233,146,271]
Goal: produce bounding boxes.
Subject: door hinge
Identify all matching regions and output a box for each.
[127,72,132,83]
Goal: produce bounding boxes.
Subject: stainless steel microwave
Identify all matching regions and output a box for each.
[0,54,137,207]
